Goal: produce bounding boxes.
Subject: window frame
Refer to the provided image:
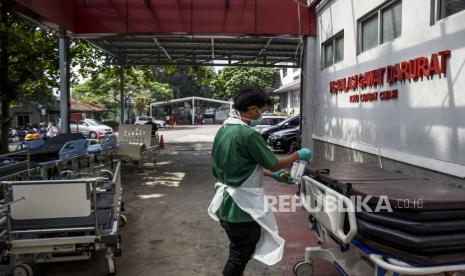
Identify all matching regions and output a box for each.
[358,0,402,54]
[321,30,344,69]
[432,0,465,23]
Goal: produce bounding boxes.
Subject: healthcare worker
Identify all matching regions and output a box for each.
[208,87,312,276]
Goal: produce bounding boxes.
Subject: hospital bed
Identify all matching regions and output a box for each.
[116,124,159,168]
[9,133,86,163]
[87,134,119,168]
[0,151,40,181]
[290,161,465,276]
[0,161,124,276]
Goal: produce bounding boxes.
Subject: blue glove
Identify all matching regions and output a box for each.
[297,148,312,161]
[271,169,294,184]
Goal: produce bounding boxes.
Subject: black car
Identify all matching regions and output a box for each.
[258,115,300,140]
[267,127,299,152]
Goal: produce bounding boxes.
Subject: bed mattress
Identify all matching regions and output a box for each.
[356,218,465,254]
[355,234,465,266]
[9,133,86,162]
[357,211,465,234]
[306,161,465,211]
[305,161,465,263]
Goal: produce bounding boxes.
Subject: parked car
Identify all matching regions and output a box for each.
[135,116,166,128]
[70,119,113,139]
[267,127,299,152]
[253,115,286,131]
[258,115,300,140]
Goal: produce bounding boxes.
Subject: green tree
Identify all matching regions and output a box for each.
[0,7,58,153]
[209,66,280,100]
[72,67,173,119]
[0,6,108,153]
[153,66,215,99]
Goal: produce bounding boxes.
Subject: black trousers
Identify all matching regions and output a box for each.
[220,221,262,276]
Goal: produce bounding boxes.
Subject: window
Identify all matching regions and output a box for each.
[324,42,333,67]
[322,32,344,68]
[382,1,402,43]
[438,0,465,19]
[361,14,378,51]
[335,35,344,62]
[291,91,300,107]
[17,115,30,127]
[283,68,288,78]
[359,0,402,53]
[79,120,89,126]
[289,117,300,126]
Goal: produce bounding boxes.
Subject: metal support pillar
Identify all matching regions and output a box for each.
[119,58,125,124]
[192,98,195,125]
[59,30,70,134]
[301,36,316,149]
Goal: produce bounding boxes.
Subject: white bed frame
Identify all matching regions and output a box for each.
[116,124,159,168]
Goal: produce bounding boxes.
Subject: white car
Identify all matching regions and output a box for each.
[70,119,113,139]
[135,116,166,128]
[253,115,286,130]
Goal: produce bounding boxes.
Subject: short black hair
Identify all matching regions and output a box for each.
[233,87,272,112]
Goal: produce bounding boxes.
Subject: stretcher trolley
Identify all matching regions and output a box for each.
[7,134,90,180]
[0,151,41,181]
[0,161,124,276]
[116,124,159,168]
[87,134,119,168]
[291,161,465,276]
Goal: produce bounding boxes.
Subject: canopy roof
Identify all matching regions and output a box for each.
[8,0,319,68]
[88,35,303,68]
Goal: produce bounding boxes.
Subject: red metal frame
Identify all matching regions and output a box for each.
[10,0,316,36]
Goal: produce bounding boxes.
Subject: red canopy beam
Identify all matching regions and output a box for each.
[8,0,316,37]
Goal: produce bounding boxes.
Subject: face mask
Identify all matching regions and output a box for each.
[250,107,263,127]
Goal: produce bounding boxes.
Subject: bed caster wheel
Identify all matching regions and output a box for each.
[13,264,34,276]
[106,257,116,275]
[293,261,313,276]
[118,215,127,227]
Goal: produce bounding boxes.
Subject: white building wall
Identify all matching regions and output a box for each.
[276,67,301,114]
[309,0,465,176]
[280,67,301,86]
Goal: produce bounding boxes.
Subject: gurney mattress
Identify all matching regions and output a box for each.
[307,161,465,212]
[9,134,86,162]
[356,218,465,253]
[306,161,465,263]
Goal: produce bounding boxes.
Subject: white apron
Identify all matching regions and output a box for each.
[207,117,285,266]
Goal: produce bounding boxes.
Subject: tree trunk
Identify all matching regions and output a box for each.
[0,5,11,153]
[0,101,10,153]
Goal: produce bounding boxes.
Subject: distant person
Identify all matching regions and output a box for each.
[166,115,171,128]
[145,121,158,136]
[46,123,59,138]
